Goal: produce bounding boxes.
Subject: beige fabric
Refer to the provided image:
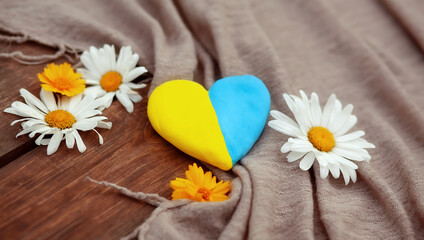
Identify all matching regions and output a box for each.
[1,0,424,239]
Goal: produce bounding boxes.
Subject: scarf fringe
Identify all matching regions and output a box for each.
[86,177,190,240]
[0,32,81,65]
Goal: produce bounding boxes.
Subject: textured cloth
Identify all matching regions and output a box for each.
[1,0,424,239]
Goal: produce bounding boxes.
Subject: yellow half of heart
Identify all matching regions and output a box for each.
[147,80,233,170]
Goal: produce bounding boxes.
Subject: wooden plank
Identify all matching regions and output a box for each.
[0,84,202,239]
[0,43,202,239]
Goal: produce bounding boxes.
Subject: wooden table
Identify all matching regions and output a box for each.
[0,42,202,239]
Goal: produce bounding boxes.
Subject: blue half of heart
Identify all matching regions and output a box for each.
[209,75,271,165]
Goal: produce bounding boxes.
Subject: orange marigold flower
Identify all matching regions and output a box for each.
[170,163,231,202]
[38,63,85,97]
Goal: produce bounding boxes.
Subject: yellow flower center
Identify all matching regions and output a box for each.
[308,127,335,152]
[45,110,76,129]
[54,77,73,90]
[100,71,122,92]
[197,187,211,201]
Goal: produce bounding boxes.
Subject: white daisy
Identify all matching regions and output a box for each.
[77,44,148,113]
[268,90,375,185]
[4,89,112,155]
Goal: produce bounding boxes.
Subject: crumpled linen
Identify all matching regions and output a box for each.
[1,0,424,239]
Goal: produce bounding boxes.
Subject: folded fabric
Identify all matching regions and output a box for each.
[1,0,424,239]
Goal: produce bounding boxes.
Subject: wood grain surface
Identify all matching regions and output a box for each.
[0,42,202,239]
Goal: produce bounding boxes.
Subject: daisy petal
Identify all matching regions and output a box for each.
[299,152,315,170]
[40,89,57,112]
[89,46,105,74]
[93,129,104,144]
[280,141,292,153]
[97,121,112,129]
[98,48,111,73]
[328,152,358,169]
[73,119,98,131]
[321,94,336,128]
[116,46,132,73]
[77,110,102,120]
[339,166,351,185]
[35,131,51,145]
[299,91,310,120]
[47,131,63,155]
[332,147,366,161]
[16,125,39,138]
[287,151,306,162]
[126,82,147,89]
[119,83,138,95]
[328,164,340,178]
[283,93,295,113]
[80,53,100,75]
[20,89,48,113]
[347,167,357,183]
[116,90,134,113]
[85,79,101,85]
[77,68,101,81]
[318,151,339,166]
[268,120,303,138]
[101,92,115,110]
[58,96,71,110]
[82,116,108,122]
[123,66,148,83]
[128,53,139,70]
[320,165,329,179]
[128,93,142,103]
[65,132,75,148]
[289,138,314,152]
[84,86,106,98]
[334,115,357,137]
[4,107,26,117]
[110,45,117,69]
[291,96,312,131]
[39,139,50,146]
[314,151,328,167]
[335,131,365,142]
[11,101,45,120]
[68,93,83,113]
[28,126,50,138]
[334,99,342,112]
[342,138,375,149]
[74,94,97,116]
[22,120,47,129]
[10,118,33,126]
[329,104,353,133]
[104,44,116,69]
[73,131,87,153]
[310,92,322,126]
[83,97,113,112]
[270,110,299,127]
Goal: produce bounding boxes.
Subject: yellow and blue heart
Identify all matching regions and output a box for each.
[147,75,271,170]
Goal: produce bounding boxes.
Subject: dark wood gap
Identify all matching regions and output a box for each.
[0,140,37,168]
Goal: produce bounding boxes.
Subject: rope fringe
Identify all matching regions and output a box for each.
[86,177,167,207]
[0,33,81,65]
[86,177,190,240]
